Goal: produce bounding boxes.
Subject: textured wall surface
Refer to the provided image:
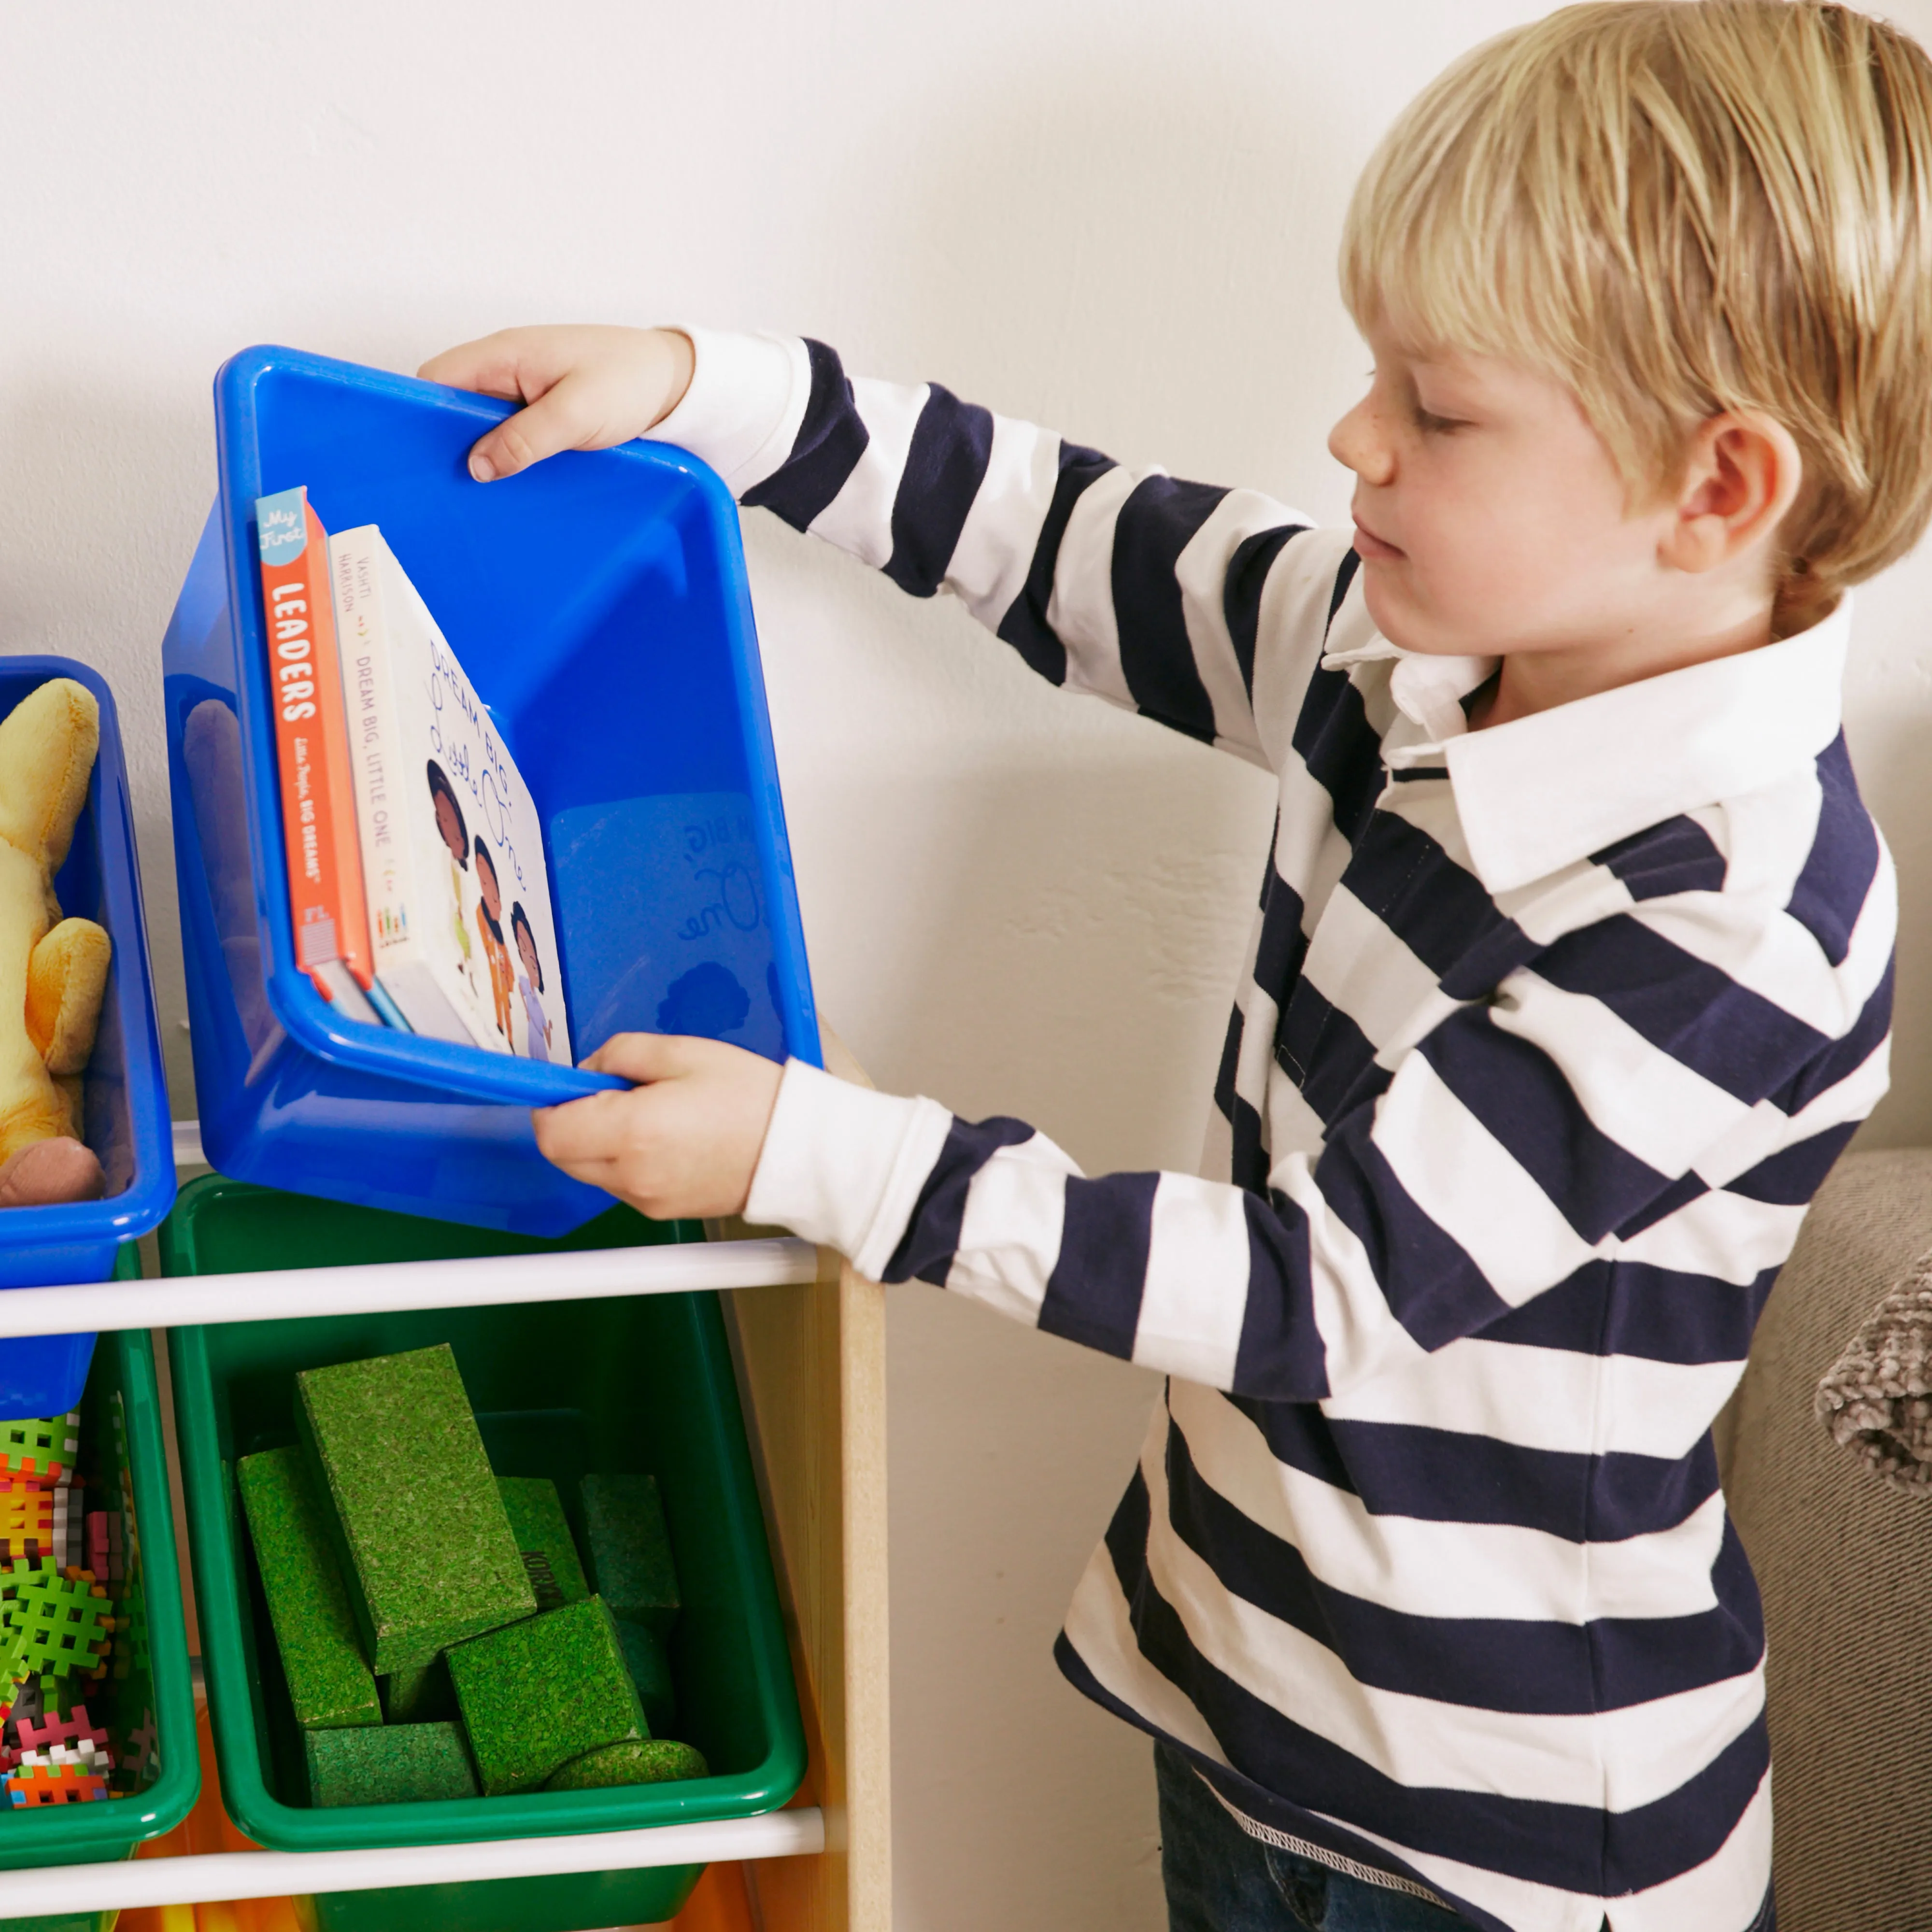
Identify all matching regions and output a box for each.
[8,5,1932,1925]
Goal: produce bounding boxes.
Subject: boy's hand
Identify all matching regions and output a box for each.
[418,326,696,483]
[533,1033,783,1222]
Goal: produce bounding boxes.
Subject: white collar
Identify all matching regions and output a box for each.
[1320,598,1852,895]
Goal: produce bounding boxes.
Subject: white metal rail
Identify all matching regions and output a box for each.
[0,1124,830,1908]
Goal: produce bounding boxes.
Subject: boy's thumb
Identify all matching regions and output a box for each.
[466,372,598,483]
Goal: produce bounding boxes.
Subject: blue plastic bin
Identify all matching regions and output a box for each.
[0,659,174,1416]
[163,346,820,1237]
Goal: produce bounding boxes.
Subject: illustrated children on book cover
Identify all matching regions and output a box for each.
[426,759,480,1009]
[471,835,516,1044]
[511,904,555,1062]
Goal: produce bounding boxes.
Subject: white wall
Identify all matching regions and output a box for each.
[10,4,1932,1926]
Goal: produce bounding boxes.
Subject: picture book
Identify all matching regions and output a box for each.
[255,486,378,1027]
[328,525,573,1065]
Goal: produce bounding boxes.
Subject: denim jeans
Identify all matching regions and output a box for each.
[1154,1742,1480,1932]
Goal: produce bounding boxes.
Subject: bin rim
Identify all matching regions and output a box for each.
[165,1179,809,1852]
[209,342,821,1113]
[0,656,176,1251]
[0,1328,202,1868]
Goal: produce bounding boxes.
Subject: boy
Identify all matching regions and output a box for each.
[422,6,1932,1926]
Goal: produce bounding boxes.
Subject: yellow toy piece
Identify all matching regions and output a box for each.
[0,678,112,1206]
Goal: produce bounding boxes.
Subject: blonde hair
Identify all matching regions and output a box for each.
[1341,1,1932,631]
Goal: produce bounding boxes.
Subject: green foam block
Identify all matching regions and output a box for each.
[303,1721,479,1807]
[296,1344,536,1675]
[613,1614,676,1736]
[544,1738,709,1791]
[446,1594,644,1797]
[237,1446,380,1731]
[497,1476,589,1611]
[580,1474,679,1636]
[380,1656,454,1723]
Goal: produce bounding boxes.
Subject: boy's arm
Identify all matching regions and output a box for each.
[423,326,1330,768]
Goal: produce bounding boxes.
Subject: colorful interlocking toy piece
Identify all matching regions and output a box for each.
[24,1737,114,1778]
[0,1480,56,1563]
[8,1568,114,1680]
[5,1759,108,1805]
[15,1699,101,1754]
[0,1414,80,1485]
[122,1709,158,1783]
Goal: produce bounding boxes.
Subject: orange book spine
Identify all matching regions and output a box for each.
[255,486,374,994]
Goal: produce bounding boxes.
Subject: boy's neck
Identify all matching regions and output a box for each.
[1470,599,1779,731]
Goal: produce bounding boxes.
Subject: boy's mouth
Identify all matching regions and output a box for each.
[1351,517,1405,562]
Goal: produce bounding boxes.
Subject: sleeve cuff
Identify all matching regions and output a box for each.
[644,325,812,497]
[745,1058,955,1280]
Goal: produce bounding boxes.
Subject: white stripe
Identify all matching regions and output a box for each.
[1246,526,1354,768]
[1262,1056,1324,1164]
[949,412,1062,629]
[1712,761,1822,914]
[1614,1186,1808,1285]
[1320,1337,1745,1462]
[1692,1032,1891,1191]
[1141,1425,1761,1807]
[1298,883,1463,1063]
[941,1132,1078,1326]
[1167,1380,1725,1621]
[1604,1771,1772,1932]
[806,376,928,568]
[1045,464,1139,708]
[1131,1174,1253,1388]
[1371,1054,1600,1305]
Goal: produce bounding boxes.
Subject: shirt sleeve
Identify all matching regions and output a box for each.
[647,326,1329,768]
[745,891,1893,1402]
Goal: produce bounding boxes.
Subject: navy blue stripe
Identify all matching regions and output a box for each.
[1275,980,1392,1127]
[1252,861,1310,995]
[1225,1392,1360,1497]
[1108,1558,1769,1894]
[1231,1192,1330,1401]
[1615,1168,1711,1238]
[741,338,868,531]
[1037,1172,1158,1359]
[1591,815,1728,900]
[1770,956,1892,1114]
[882,384,993,598]
[1786,737,1879,967]
[1479,1259,1775,1364]
[1214,1009,1274,1197]
[1289,667,1384,842]
[1324,549,1361,635]
[1338,810,1526,989]
[879,1114,1034,1287]
[1163,1419,1761,1711]
[1418,1009,1674,1243]
[994,441,1114,684]
[1222,525,1306,697]
[1311,1113,1514,1352]
[1723,1120,1858,1206]
[1535,916,1830,1105]
[1111,476,1228,743]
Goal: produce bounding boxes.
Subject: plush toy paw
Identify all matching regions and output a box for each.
[0,1137,105,1208]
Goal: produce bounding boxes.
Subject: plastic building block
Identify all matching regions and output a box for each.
[237,1446,380,1731]
[6,1758,108,1805]
[0,1477,70,1562]
[15,1699,103,1754]
[296,1346,535,1674]
[497,1476,590,1611]
[0,1413,80,1483]
[580,1474,680,1636]
[613,1614,676,1736]
[543,1738,709,1791]
[446,1595,644,1796]
[303,1722,479,1808]
[379,1657,454,1724]
[9,1567,114,1679]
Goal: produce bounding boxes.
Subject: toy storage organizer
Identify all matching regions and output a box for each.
[163,346,822,1239]
[0,660,175,1416]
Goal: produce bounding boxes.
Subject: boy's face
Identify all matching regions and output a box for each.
[1329,320,1678,664]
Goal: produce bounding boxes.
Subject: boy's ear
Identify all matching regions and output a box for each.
[1659,411,1804,578]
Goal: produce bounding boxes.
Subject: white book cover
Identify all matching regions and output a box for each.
[329,525,573,1066]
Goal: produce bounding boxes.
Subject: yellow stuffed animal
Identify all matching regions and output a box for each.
[0,678,112,1208]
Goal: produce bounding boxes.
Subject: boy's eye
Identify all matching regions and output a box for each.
[1413,406,1467,435]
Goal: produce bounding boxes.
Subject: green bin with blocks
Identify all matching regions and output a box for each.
[162,1177,806,1932]
[0,1304,201,1929]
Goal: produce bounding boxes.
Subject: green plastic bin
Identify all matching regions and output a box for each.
[162,1177,807,1932]
[0,1299,201,1929]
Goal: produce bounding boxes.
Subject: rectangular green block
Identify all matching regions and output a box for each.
[295,1344,535,1675]
[497,1476,589,1612]
[580,1474,679,1636]
[237,1447,380,1732]
[446,1594,644,1796]
[303,1720,480,1807]
[613,1613,675,1736]
[379,1656,453,1724]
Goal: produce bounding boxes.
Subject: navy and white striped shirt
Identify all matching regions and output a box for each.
[659,327,1895,1932]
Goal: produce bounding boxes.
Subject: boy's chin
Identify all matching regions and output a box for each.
[1361,578,1476,658]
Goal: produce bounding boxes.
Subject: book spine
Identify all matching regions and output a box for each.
[256,487,375,1002]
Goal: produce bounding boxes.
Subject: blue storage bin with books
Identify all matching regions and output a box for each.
[0,659,174,1417]
[162,346,821,1237]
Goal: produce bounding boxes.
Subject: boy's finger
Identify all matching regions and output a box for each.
[581,1033,687,1084]
[531,1087,639,1165]
[463,370,609,482]
[418,334,536,400]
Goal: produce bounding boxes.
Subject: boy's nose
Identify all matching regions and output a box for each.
[1328,398,1394,486]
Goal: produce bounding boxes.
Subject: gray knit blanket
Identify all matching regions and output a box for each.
[1816,1252,1932,1493]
